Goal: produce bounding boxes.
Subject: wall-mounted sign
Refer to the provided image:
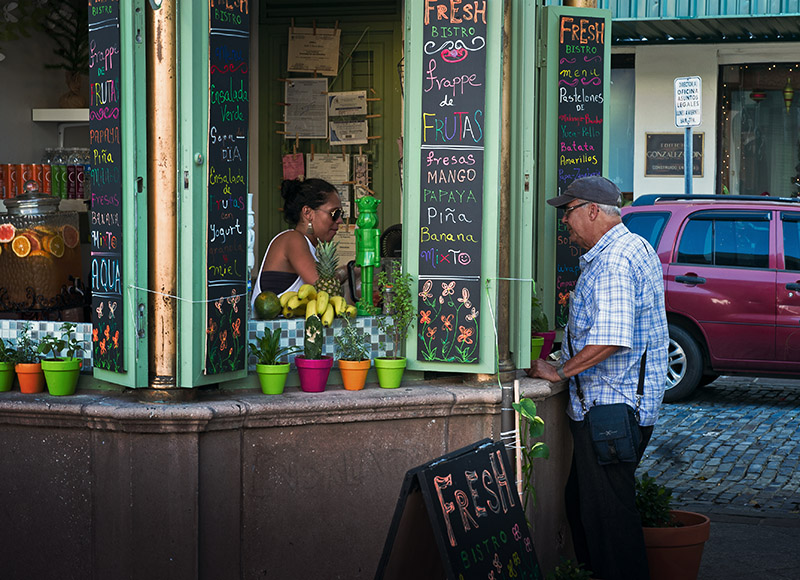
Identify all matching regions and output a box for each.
[645,133,703,177]
[554,14,606,328]
[206,0,249,374]
[89,0,124,372]
[416,0,488,364]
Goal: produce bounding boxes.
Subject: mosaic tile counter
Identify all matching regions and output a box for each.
[0,317,391,372]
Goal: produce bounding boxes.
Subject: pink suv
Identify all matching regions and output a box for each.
[621,195,800,402]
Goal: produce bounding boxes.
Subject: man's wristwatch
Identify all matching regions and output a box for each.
[556,366,567,381]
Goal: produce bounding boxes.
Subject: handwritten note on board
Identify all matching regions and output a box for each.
[206,1,249,374]
[554,15,605,327]
[89,0,124,372]
[416,0,488,364]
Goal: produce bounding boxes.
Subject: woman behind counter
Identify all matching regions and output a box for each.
[251,178,344,310]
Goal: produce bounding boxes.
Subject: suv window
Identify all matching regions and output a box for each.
[622,211,670,250]
[783,212,800,271]
[676,211,770,268]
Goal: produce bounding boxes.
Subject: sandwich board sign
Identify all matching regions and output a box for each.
[375,439,541,580]
[674,76,702,127]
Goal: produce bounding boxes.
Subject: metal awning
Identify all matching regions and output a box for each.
[611,15,800,45]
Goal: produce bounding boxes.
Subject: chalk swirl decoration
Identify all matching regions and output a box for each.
[424,37,486,63]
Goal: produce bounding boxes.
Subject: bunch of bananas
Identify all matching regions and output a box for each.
[279,284,356,324]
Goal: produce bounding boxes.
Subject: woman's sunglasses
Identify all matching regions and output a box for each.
[328,208,343,221]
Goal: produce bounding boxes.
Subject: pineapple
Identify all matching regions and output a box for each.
[315,241,341,297]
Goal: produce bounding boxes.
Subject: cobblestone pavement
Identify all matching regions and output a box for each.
[637,375,800,518]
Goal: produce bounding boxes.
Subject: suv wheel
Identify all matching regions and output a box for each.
[665,324,703,402]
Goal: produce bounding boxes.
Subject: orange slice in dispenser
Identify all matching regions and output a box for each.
[12,235,31,258]
[21,231,41,252]
[62,224,79,248]
[44,234,65,258]
[28,250,51,259]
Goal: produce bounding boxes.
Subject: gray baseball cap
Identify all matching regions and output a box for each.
[547,176,622,208]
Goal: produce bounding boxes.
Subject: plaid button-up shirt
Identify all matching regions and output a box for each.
[564,223,668,427]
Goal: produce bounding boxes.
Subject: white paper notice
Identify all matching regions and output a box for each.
[306,153,351,218]
[287,27,340,76]
[328,91,368,116]
[284,78,329,139]
[329,120,369,145]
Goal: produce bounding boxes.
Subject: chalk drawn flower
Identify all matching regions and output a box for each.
[419,310,432,324]
[457,287,471,309]
[457,326,474,344]
[95,302,104,319]
[104,325,110,341]
[426,326,438,339]
[92,328,99,342]
[232,317,241,338]
[419,279,433,301]
[113,331,119,349]
[466,307,479,321]
[219,330,228,351]
[441,314,454,331]
[227,289,240,313]
[99,339,107,355]
[441,281,455,297]
[215,298,224,313]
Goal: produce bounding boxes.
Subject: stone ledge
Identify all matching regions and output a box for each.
[0,377,557,433]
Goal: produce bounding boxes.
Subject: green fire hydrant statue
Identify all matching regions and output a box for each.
[355,196,381,315]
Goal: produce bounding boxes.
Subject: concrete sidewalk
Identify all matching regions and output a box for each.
[693,510,800,579]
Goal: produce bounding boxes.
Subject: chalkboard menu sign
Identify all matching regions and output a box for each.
[417,0,488,364]
[89,0,124,372]
[206,1,249,373]
[376,439,540,580]
[554,15,606,327]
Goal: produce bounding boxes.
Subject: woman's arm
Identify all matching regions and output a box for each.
[282,231,319,285]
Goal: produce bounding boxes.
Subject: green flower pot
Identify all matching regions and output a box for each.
[0,361,14,392]
[375,357,406,389]
[531,336,545,361]
[41,358,82,396]
[256,363,291,395]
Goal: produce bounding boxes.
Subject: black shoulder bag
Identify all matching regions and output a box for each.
[567,330,646,465]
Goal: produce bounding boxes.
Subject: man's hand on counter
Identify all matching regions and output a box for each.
[525,359,561,383]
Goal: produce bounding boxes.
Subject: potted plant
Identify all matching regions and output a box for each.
[14,323,44,394]
[635,474,710,580]
[294,294,334,393]
[249,327,301,395]
[37,321,84,396]
[531,287,555,360]
[546,558,593,580]
[0,337,16,392]
[335,316,372,391]
[374,261,414,389]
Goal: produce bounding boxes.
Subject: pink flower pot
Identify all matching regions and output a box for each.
[295,356,333,393]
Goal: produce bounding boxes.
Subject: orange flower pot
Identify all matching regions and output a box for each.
[15,363,45,394]
[338,359,371,391]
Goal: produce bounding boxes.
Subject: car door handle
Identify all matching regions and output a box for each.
[787,282,800,291]
[675,275,706,285]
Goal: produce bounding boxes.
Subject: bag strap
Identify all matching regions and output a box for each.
[566,328,646,418]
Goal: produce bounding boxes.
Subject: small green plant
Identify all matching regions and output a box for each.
[376,261,414,358]
[0,337,16,363]
[546,558,593,580]
[14,323,40,364]
[635,473,678,527]
[249,327,300,366]
[38,322,83,360]
[511,398,550,516]
[334,318,370,362]
[304,313,325,359]
[531,288,550,334]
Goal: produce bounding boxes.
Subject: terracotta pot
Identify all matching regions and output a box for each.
[643,510,710,580]
[338,359,371,391]
[15,363,45,394]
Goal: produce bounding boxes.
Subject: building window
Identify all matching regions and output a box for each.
[719,63,800,197]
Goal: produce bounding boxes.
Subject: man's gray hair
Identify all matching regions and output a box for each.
[596,202,621,216]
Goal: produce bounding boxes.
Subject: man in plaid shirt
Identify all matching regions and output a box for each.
[527,176,668,580]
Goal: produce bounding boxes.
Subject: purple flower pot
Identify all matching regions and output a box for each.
[295,356,333,393]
